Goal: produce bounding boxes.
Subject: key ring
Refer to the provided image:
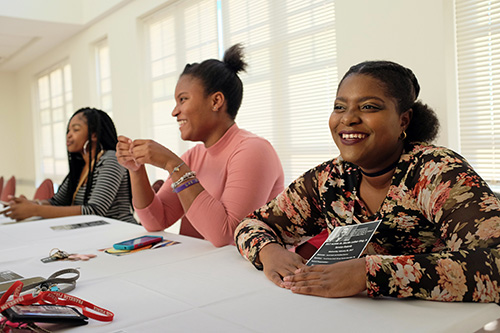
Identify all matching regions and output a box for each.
[48,248,69,260]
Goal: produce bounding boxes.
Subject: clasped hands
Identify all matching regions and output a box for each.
[1,195,38,221]
[116,136,173,172]
[259,243,367,298]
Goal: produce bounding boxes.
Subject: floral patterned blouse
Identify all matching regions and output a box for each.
[234,143,500,302]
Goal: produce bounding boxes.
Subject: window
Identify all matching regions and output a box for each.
[145,0,337,185]
[36,62,73,184]
[223,0,337,184]
[146,0,219,181]
[456,0,500,186]
[95,38,113,117]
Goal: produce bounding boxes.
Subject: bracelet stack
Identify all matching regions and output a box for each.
[172,178,199,193]
[171,171,199,193]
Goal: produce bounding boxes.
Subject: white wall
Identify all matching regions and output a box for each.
[0,0,458,197]
[335,0,458,150]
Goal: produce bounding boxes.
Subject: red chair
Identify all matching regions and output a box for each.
[0,176,4,200]
[152,179,164,193]
[34,179,54,200]
[1,176,16,202]
[295,229,329,260]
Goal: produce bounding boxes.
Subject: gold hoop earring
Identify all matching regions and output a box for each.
[83,140,89,155]
[400,131,407,141]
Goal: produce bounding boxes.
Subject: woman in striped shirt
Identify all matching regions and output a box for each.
[2,108,136,223]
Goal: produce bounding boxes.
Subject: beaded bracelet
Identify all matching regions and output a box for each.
[171,171,196,189]
[172,178,199,193]
[170,161,185,174]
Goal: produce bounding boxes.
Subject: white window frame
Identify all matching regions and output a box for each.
[94,38,113,117]
[34,61,73,186]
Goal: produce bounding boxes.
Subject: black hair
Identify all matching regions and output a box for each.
[181,43,247,119]
[66,107,119,205]
[338,60,440,145]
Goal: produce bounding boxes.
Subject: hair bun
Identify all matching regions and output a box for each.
[223,43,247,74]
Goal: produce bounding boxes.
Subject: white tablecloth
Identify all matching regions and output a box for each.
[1,215,499,332]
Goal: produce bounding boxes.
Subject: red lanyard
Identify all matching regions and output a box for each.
[0,280,114,322]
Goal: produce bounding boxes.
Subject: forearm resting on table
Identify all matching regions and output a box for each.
[35,204,82,219]
[257,243,287,266]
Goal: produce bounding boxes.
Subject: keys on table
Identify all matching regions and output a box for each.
[41,248,96,263]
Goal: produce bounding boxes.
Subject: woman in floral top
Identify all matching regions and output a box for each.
[234,60,500,302]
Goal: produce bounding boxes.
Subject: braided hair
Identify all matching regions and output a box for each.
[338,60,440,145]
[180,43,248,119]
[66,108,118,205]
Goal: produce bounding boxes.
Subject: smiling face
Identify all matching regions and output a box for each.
[171,75,221,145]
[66,113,89,154]
[329,74,410,172]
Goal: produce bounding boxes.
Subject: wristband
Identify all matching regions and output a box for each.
[171,171,196,189]
[172,178,199,193]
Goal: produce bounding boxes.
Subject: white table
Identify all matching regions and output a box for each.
[1,215,500,332]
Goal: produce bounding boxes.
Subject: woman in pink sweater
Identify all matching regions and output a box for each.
[116,44,284,247]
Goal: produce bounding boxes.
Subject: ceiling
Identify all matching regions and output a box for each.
[0,15,84,72]
[0,0,132,73]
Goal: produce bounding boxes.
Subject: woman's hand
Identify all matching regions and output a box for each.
[116,136,141,172]
[2,195,39,221]
[259,243,307,287]
[117,136,180,172]
[282,257,367,298]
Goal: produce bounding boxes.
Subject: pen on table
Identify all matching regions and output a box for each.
[151,241,173,249]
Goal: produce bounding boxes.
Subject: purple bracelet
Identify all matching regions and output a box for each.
[172,178,199,193]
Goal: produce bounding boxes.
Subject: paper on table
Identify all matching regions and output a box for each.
[306,220,381,266]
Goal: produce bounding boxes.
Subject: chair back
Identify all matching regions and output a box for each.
[152,179,164,193]
[34,179,55,200]
[0,176,3,200]
[1,176,16,202]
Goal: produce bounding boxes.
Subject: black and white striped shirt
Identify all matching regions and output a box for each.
[49,150,136,224]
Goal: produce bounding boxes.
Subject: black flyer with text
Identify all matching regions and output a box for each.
[306,220,381,266]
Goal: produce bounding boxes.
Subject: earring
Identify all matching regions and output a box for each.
[400,131,407,141]
[83,140,89,155]
[213,107,218,111]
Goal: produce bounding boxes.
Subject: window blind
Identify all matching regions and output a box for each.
[222,0,338,185]
[456,0,500,186]
[146,0,338,185]
[146,0,219,181]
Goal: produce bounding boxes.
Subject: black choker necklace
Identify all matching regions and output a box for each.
[360,160,399,177]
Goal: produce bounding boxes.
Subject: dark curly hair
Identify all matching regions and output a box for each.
[66,107,120,205]
[339,60,440,145]
[181,43,247,119]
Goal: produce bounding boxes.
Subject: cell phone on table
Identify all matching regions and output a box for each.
[2,304,88,325]
[113,235,163,250]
